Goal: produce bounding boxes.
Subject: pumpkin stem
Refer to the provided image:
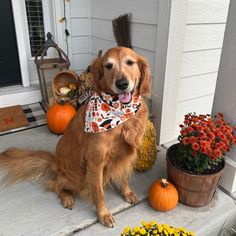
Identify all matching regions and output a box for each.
[161,178,169,188]
[59,99,65,105]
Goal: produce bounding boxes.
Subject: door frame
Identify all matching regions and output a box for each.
[10,0,63,87]
[11,0,30,87]
[0,0,66,107]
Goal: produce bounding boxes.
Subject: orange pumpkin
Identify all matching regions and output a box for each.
[46,103,77,134]
[148,178,178,212]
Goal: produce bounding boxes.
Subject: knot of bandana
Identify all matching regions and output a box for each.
[84,92,141,133]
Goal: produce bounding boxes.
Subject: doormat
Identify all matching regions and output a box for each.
[0,105,29,132]
[0,103,47,136]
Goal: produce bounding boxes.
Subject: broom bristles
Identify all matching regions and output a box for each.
[112,13,132,48]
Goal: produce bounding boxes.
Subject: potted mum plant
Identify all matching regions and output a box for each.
[166,113,236,207]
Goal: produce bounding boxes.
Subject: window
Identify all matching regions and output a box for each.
[25,0,46,57]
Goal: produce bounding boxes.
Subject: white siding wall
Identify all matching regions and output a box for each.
[63,0,230,143]
[90,0,158,77]
[174,0,230,136]
[67,0,91,74]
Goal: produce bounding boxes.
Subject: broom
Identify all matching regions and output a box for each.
[112,13,132,48]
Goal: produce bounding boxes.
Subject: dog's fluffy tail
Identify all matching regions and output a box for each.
[0,148,56,187]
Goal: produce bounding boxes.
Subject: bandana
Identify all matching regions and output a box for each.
[84,92,141,133]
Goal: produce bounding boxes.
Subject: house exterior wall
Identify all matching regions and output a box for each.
[90,0,158,77]
[2,0,231,145]
[174,0,230,136]
[60,0,230,144]
[58,0,159,75]
[66,0,91,74]
[212,0,236,193]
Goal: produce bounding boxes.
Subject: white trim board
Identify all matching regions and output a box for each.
[0,89,41,108]
[52,0,69,56]
[219,157,236,193]
[11,0,30,87]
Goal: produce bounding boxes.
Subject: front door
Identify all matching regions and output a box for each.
[0,0,21,87]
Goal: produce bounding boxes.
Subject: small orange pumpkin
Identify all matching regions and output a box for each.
[46,103,77,134]
[148,178,178,212]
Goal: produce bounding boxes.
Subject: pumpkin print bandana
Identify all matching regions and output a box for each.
[84,92,141,133]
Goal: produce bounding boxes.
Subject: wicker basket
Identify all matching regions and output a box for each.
[51,70,79,105]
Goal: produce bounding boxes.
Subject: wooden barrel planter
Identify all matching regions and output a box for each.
[166,143,225,207]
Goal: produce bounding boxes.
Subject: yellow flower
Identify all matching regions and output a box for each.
[133,226,141,233]
[120,221,194,236]
[150,221,157,227]
[141,221,150,230]
[163,229,168,235]
[152,229,158,235]
[146,224,151,230]
[188,231,195,236]
[139,228,146,235]
[141,221,147,226]
[123,226,131,234]
[179,227,187,234]
[162,223,169,229]
[168,228,175,234]
[157,224,163,232]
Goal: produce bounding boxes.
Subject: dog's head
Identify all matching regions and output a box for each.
[91,47,151,104]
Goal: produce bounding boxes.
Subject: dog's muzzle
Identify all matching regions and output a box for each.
[115,78,133,104]
[115,78,129,91]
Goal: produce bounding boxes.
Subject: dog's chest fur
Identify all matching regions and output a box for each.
[56,101,148,184]
[101,102,148,182]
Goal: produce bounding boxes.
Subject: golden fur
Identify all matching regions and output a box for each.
[0,47,151,227]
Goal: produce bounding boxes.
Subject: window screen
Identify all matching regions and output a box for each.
[25,0,45,57]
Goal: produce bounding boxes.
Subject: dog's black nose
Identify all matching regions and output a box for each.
[115,78,129,91]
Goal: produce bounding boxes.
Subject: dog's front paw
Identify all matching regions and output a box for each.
[98,209,115,227]
[123,191,138,204]
[61,195,74,210]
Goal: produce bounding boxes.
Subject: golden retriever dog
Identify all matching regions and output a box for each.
[0,47,151,227]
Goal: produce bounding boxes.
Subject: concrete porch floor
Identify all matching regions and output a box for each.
[0,126,236,236]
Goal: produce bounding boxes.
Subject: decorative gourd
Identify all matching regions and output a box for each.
[135,119,157,171]
[148,178,178,212]
[46,103,77,134]
[68,83,77,90]
[59,86,71,95]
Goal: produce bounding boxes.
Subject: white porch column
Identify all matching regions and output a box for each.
[152,0,188,144]
[212,0,236,193]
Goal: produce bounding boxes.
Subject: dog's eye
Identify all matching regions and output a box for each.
[126,59,134,66]
[105,63,113,70]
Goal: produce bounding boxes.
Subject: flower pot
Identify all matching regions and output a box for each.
[166,143,225,207]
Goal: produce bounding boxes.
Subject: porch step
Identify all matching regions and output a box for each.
[78,145,236,236]
[0,126,167,236]
[0,84,41,107]
[79,191,236,236]
[0,127,235,236]
[0,84,40,95]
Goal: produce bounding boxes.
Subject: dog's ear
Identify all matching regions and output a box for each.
[138,56,151,98]
[91,56,103,82]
